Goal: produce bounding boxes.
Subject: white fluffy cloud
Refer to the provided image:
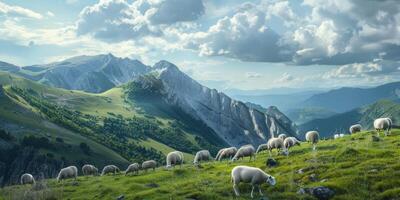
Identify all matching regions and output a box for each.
[76,0,204,42]
[0,1,43,19]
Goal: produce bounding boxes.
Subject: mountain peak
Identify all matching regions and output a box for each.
[153,60,179,71]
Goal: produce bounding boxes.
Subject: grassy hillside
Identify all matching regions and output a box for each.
[2,129,400,200]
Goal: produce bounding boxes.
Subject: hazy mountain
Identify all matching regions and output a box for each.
[286,107,337,125]
[298,100,400,138]
[0,54,150,93]
[301,82,400,113]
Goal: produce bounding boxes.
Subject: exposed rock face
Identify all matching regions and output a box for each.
[142,61,299,147]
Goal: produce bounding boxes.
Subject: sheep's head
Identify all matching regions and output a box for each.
[266,175,276,186]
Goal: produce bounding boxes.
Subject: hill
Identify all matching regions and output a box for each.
[300,82,400,113]
[299,100,400,138]
[2,129,400,200]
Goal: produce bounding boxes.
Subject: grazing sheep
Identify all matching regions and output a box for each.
[217,147,237,161]
[166,151,184,168]
[231,166,276,198]
[256,144,268,154]
[215,148,225,160]
[305,131,319,150]
[82,164,98,176]
[57,166,78,182]
[193,150,212,165]
[20,173,35,185]
[142,160,157,172]
[278,134,287,141]
[268,138,285,156]
[125,163,140,175]
[349,124,362,134]
[232,145,255,162]
[374,118,392,136]
[101,165,120,176]
[283,137,300,155]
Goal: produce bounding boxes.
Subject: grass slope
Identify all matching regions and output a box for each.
[2,129,400,200]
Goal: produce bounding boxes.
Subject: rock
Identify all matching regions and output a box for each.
[145,183,160,188]
[266,158,278,167]
[371,135,380,142]
[298,186,335,200]
[309,174,318,182]
[116,195,125,200]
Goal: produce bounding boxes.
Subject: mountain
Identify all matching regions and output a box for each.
[299,100,400,138]
[286,107,337,125]
[130,61,299,146]
[300,82,400,113]
[0,54,150,93]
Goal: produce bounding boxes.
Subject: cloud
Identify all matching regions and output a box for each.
[184,2,293,62]
[75,0,204,42]
[0,1,43,19]
[245,72,262,78]
[46,11,54,17]
[276,72,295,83]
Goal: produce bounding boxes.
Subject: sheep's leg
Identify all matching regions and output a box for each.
[258,185,263,196]
[233,184,240,196]
[251,186,255,198]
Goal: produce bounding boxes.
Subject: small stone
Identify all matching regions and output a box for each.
[116,195,125,200]
[309,174,318,182]
[311,186,335,200]
[371,135,380,142]
[266,158,278,167]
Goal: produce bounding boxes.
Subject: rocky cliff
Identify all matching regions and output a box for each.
[133,61,299,146]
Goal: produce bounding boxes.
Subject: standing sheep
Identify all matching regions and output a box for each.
[231,145,255,162]
[57,166,78,182]
[101,165,120,176]
[283,137,300,155]
[142,160,157,172]
[166,151,184,168]
[193,150,212,166]
[217,147,237,161]
[305,131,319,150]
[125,163,140,175]
[82,164,98,176]
[267,138,285,156]
[278,134,287,141]
[349,124,362,134]
[231,166,276,198]
[374,118,392,136]
[20,173,35,185]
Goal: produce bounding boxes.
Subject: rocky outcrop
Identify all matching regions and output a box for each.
[135,61,299,147]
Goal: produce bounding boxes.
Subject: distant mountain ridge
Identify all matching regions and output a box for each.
[0,54,150,93]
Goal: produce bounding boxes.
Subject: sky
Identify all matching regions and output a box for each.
[0,0,399,91]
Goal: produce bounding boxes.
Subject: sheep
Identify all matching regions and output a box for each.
[349,124,362,134]
[231,166,276,198]
[374,118,392,136]
[305,131,319,150]
[57,166,78,182]
[20,173,35,185]
[278,134,287,141]
[101,165,120,176]
[231,145,255,162]
[125,163,140,175]
[193,150,212,166]
[256,144,268,154]
[215,148,225,160]
[217,147,237,161]
[283,137,300,155]
[82,164,98,176]
[142,160,157,172]
[166,151,184,168]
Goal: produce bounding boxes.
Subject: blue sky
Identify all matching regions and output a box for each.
[0,0,399,91]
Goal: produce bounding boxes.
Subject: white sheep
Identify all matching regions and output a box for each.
[231,166,276,198]
[101,165,120,176]
[349,124,362,134]
[193,150,212,165]
[166,151,184,168]
[125,163,140,175]
[374,118,392,136]
[142,160,157,172]
[231,145,255,162]
[20,173,35,185]
[217,147,237,161]
[305,131,319,150]
[283,137,300,155]
[214,148,225,160]
[278,134,287,141]
[255,144,268,154]
[82,164,98,176]
[57,166,78,182]
[267,138,285,156]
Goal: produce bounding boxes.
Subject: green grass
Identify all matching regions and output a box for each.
[138,138,194,161]
[2,129,400,200]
